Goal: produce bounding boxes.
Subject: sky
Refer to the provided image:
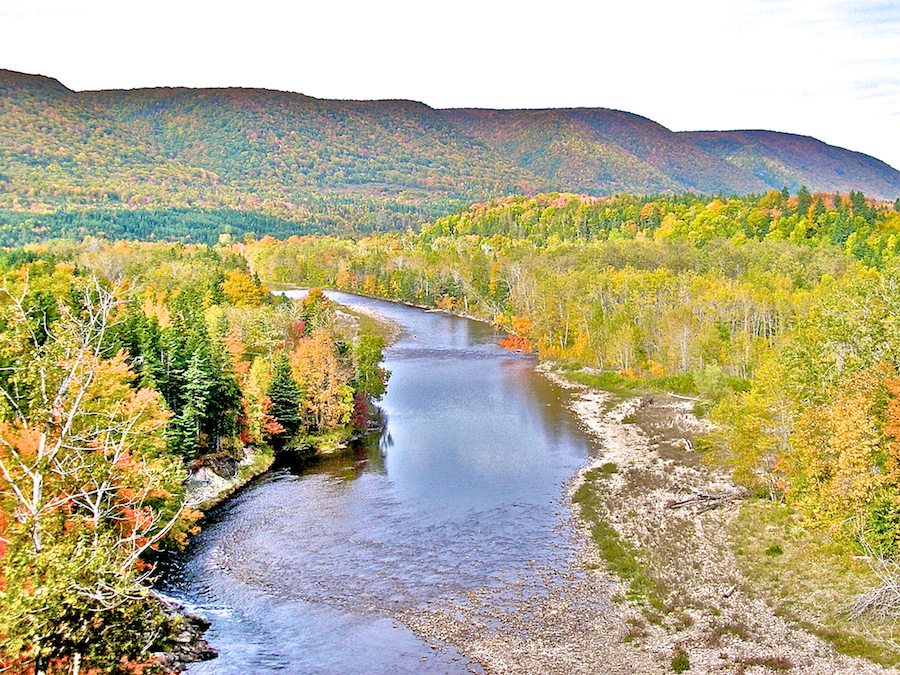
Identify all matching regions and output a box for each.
[2,0,899,171]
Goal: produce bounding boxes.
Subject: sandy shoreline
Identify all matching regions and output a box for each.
[404,367,899,674]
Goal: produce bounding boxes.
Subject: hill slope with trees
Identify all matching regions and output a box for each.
[442,107,771,195]
[1,69,899,246]
[683,129,900,198]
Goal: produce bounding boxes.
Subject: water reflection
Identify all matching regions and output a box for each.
[160,292,596,674]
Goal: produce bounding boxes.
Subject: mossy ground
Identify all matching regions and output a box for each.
[729,499,900,666]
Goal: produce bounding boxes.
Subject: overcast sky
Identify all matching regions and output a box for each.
[2,0,899,173]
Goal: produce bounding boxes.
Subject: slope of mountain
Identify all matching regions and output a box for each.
[682,130,900,199]
[0,68,72,97]
[443,108,770,195]
[1,68,898,241]
[0,70,538,214]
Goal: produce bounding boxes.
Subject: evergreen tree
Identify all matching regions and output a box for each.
[797,185,812,218]
[166,349,212,459]
[203,337,242,452]
[266,353,303,447]
[182,350,212,445]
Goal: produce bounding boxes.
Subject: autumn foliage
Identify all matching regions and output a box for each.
[498,316,534,354]
[0,248,389,672]
[0,276,186,672]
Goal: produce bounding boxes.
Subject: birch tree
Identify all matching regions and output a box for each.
[0,276,189,674]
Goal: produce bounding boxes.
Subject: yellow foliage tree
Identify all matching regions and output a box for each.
[709,356,793,497]
[222,269,265,306]
[784,364,893,539]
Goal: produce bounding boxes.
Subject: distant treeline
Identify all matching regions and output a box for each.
[5,189,899,255]
[0,196,450,247]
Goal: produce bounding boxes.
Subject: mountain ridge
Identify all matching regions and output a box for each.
[682,129,900,198]
[1,68,898,232]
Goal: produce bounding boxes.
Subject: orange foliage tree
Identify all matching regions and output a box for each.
[497,316,534,354]
[290,329,353,434]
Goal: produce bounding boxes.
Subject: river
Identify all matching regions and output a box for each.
[159,292,598,674]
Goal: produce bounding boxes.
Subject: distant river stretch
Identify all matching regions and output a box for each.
[159,292,597,674]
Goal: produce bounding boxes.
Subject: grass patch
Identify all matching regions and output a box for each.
[644,373,696,396]
[729,499,900,666]
[564,369,638,397]
[671,649,690,673]
[622,616,648,642]
[692,400,714,417]
[354,311,398,344]
[596,462,618,478]
[574,468,669,612]
[557,364,751,407]
[240,447,274,476]
[559,367,698,398]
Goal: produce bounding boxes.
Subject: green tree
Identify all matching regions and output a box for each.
[796,185,812,219]
[354,333,389,401]
[266,353,302,447]
[179,349,213,452]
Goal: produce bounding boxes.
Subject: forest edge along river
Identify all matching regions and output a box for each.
[158,291,900,675]
[158,291,603,674]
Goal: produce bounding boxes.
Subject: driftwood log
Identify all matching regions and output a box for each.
[845,547,900,622]
[667,391,705,402]
[667,486,749,513]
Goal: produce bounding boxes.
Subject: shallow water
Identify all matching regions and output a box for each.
[159,292,597,673]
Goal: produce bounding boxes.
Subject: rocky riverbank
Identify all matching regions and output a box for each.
[151,593,218,673]
[564,381,897,674]
[150,447,275,673]
[401,368,900,674]
[184,446,275,511]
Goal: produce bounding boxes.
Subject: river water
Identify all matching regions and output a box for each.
[159,292,598,674]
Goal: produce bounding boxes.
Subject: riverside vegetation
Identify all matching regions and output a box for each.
[242,190,900,659]
[4,187,900,672]
[0,242,388,673]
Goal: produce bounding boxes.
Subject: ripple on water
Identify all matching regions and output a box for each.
[160,294,597,674]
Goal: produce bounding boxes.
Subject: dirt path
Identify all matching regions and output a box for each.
[404,372,899,674]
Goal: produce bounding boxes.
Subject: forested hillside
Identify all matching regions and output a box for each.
[2,68,899,246]
[684,130,900,198]
[442,108,770,195]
